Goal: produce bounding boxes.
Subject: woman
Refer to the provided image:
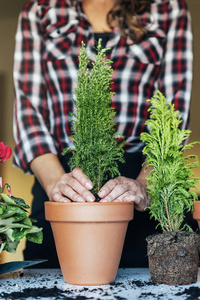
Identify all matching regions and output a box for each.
[13,0,195,267]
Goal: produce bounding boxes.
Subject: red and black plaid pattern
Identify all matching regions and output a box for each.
[13,0,193,173]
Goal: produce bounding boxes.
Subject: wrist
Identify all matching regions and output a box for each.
[30,153,65,197]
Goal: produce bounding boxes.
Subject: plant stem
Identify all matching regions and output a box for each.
[162,168,173,231]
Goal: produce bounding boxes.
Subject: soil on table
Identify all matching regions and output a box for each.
[2,270,200,299]
[146,231,200,285]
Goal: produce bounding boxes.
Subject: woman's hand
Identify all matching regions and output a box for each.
[49,167,95,203]
[98,176,150,211]
[30,153,150,208]
[30,154,95,203]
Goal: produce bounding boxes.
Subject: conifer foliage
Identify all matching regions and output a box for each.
[63,40,124,196]
[141,91,199,232]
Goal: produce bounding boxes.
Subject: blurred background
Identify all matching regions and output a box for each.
[0,0,200,263]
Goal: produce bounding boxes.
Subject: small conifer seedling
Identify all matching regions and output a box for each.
[141,91,200,232]
[63,40,124,197]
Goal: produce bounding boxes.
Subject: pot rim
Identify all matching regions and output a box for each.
[45,201,134,222]
[45,201,133,206]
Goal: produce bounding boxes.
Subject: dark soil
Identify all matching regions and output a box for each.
[0,287,95,300]
[0,286,128,300]
[146,231,200,285]
[94,194,101,202]
[176,286,200,300]
[1,277,200,300]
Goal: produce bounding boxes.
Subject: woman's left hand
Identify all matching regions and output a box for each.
[98,176,150,211]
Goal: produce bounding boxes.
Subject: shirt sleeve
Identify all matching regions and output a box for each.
[157,0,193,130]
[13,1,58,174]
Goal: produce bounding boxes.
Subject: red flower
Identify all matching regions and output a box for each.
[0,142,12,163]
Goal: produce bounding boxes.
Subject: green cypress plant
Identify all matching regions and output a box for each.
[140,91,200,232]
[63,40,124,197]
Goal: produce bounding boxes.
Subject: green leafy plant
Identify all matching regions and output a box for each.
[63,40,124,196]
[141,91,200,232]
[0,193,43,253]
[0,142,43,253]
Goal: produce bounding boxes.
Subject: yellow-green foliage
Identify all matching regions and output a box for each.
[141,91,200,232]
[63,40,124,195]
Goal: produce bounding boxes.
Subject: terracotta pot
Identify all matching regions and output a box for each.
[45,202,134,285]
[146,231,200,285]
[193,201,200,229]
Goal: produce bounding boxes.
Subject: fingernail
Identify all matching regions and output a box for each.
[98,189,106,197]
[86,195,95,202]
[77,197,85,202]
[100,198,107,202]
[85,181,93,189]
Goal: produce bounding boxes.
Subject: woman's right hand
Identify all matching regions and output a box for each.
[30,154,95,203]
[49,167,95,203]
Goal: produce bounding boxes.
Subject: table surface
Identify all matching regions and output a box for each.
[0,268,200,300]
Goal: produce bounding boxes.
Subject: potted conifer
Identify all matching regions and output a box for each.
[45,40,134,285]
[140,91,200,285]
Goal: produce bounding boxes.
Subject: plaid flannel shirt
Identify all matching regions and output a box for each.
[13,0,193,173]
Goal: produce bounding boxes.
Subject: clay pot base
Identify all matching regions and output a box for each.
[45,202,134,285]
[146,231,200,285]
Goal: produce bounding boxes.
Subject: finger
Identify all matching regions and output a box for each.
[72,168,93,190]
[134,194,150,211]
[52,195,71,203]
[123,193,142,203]
[50,191,71,203]
[100,182,129,202]
[61,170,95,202]
[103,191,140,203]
[61,181,95,202]
[111,191,137,203]
[98,178,121,198]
